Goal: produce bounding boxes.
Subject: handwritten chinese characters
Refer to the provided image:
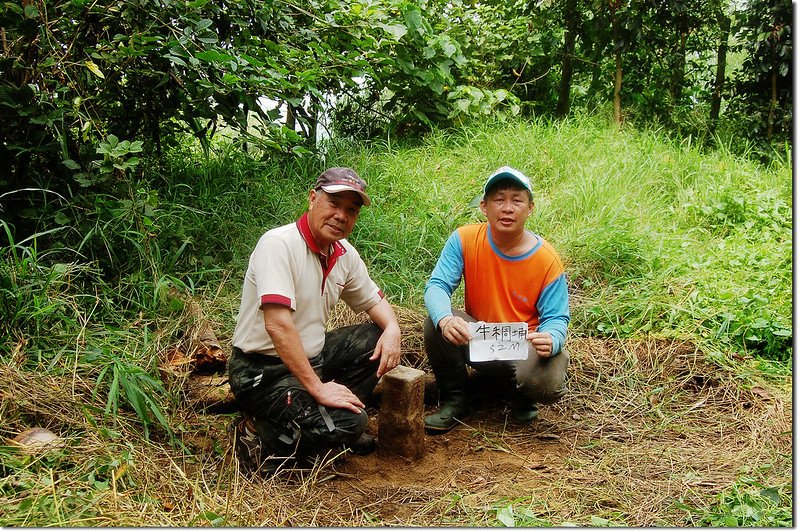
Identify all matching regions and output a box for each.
[468,322,529,362]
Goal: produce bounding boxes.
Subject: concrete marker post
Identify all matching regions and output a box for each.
[378,365,426,460]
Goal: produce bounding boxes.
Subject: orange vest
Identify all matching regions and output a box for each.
[458,223,565,330]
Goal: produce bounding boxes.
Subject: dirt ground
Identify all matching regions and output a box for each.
[2,299,791,527]
[222,336,792,527]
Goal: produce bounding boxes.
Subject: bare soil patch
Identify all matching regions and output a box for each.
[289,336,791,526]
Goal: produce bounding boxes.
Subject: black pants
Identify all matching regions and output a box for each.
[228,323,382,458]
[424,311,569,404]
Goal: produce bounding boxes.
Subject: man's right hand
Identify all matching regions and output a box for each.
[313,381,365,414]
[265,304,365,414]
[439,315,472,346]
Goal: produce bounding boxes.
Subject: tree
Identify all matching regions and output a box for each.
[1,0,522,245]
[710,9,732,128]
[728,0,792,145]
[556,0,580,118]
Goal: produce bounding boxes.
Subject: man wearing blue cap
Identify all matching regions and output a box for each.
[423,166,570,431]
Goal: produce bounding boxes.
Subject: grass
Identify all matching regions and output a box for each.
[326,117,791,360]
[0,114,792,525]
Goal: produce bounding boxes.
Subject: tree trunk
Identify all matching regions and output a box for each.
[670,19,688,102]
[556,0,578,118]
[612,9,622,128]
[710,12,730,127]
[614,50,622,127]
[586,44,605,111]
[308,96,320,147]
[285,103,296,132]
[767,67,777,141]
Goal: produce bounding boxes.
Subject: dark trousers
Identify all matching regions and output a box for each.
[424,310,569,404]
[228,323,382,458]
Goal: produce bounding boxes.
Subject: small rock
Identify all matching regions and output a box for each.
[12,427,63,452]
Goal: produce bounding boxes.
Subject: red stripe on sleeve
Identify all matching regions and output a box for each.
[261,294,292,308]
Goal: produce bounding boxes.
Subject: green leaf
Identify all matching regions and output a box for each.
[441,41,457,58]
[85,60,105,79]
[239,53,264,67]
[166,54,188,67]
[23,4,38,17]
[589,516,611,526]
[192,510,226,527]
[378,23,408,40]
[222,73,240,85]
[74,174,93,187]
[497,505,515,527]
[404,6,424,34]
[195,50,232,63]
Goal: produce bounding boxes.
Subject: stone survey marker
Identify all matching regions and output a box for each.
[378,365,426,460]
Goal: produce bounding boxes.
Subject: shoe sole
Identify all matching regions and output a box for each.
[424,422,458,432]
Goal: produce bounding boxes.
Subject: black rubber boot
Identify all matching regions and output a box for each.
[511,393,539,424]
[424,366,471,432]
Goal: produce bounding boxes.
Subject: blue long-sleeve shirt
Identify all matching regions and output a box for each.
[424,224,570,355]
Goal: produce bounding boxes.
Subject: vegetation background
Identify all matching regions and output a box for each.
[0,0,793,526]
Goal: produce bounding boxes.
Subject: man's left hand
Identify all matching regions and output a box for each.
[527,331,553,357]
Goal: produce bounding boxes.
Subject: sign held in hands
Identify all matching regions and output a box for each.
[468,322,529,362]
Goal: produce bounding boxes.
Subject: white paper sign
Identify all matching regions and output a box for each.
[468,322,529,362]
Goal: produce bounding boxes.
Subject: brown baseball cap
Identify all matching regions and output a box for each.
[314,167,371,206]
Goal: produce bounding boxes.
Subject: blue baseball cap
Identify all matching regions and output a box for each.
[483,166,532,196]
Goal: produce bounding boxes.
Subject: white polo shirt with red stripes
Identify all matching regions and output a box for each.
[232,212,384,359]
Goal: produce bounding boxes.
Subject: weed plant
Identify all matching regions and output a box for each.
[676,477,793,526]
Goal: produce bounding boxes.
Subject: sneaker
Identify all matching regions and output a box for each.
[229,415,279,478]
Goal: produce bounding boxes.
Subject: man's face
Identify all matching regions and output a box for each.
[307,189,362,248]
[480,186,533,236]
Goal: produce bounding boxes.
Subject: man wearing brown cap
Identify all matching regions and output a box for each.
[228,167,402,477]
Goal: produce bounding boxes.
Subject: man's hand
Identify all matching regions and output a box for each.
[527,330,553,357]
[314,381,365,414]
[365,299,403,378]
[439,315,471,346]
[370,322,401,377]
